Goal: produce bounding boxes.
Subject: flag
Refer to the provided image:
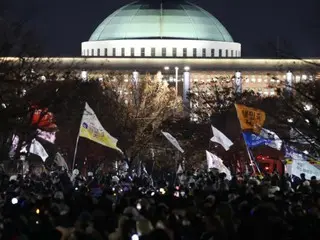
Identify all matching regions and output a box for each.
[206,150,231,180]
[161,131,184,153]
[235,104,266,134]
[242,132,271,148]
[79,103,122,153]
[242,128,282,150]
[210,126,233,151]
[177,164,184,174]
[260,128,282,150]
[37,129,56,144]
[29,139,48,162]
[54,152,69,171]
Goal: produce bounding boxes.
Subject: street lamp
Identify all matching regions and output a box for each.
[164,66,170,71]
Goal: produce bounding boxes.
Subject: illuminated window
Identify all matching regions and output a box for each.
[121,48,125,57]
[302,74,307,80]
[91,49,94,56]
[172,48,177,57]
[202,48,206,57]
[112,48,116,56]
[219,49,222,57]
[211,49,215,57]
[140,48,145,57]
[97,49,100,56]
[183,48,187,57]
[162,47,166,57]
[231,50,234,57]
[104,48,108,56]
[226,49,229,57]
[151,48,155,57]
[131,48,134,57]
[258,78,262,82]
[193,48,197,57]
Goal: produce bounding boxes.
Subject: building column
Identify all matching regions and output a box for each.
[132,71,139,85]
[183,70,190,106]
[132,71,139,105]
[286,71,293,95]
[235,71,242,94]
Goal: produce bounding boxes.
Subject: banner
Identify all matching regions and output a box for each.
[291,160,320,180]
[206,150,231,180]
[210,126,233,151]
[79,103,123,153]
[235,104,266,134]
[161,131,184,153]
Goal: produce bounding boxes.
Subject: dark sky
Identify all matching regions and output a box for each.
[6,0,320,57]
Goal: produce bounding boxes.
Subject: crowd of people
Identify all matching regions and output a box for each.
[0,168,319,240]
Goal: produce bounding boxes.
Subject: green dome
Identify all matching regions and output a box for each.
[89,0,234,42]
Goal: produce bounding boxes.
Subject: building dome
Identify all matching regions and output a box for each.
[89,0,233,42]
[82,0,241,58]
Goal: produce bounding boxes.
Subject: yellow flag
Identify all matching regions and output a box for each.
[79,103,123,153]
[235,104,266,134]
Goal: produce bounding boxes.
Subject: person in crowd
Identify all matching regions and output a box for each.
[0,168,319,240]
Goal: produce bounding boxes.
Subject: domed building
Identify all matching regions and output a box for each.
[82,0,241,58]
[2,0,319,103]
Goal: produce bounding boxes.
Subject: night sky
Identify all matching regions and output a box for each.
[5,0,320,57]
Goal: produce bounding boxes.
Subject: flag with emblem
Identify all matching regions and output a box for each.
[79,103,123,153]
[235,104,266,134]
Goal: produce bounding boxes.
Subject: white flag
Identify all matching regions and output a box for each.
[161,131,184,153]
[260,128,282,150]
[29,139,48,162]
[177,164,183,174]
[206,150,231,180]
[210,126,233,151]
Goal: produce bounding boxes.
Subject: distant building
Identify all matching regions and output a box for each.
[2,0,320,105]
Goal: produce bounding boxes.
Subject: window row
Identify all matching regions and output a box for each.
[83,47,240,58]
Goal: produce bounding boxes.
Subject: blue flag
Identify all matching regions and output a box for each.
[242,132,272,148]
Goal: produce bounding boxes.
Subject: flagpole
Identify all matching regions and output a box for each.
[72,133,80,171]
[242,135,261,175]
[72,102,86,171]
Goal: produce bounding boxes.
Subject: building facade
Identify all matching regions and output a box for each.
[2,0,320,102]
